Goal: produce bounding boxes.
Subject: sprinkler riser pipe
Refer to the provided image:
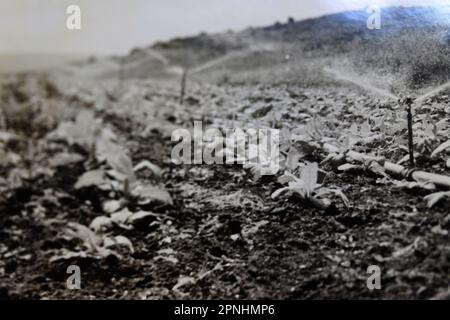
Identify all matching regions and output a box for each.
[405,99,415,167]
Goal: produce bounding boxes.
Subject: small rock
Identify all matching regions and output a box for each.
[341,260,351,268]
[431,224,448,236]
[49,152,84,168]
[230,234,240,241]
[90,216,113,232]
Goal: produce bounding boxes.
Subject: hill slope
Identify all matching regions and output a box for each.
[71,6,450,92]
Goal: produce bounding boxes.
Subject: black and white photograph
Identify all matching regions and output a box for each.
[0,0,449,303]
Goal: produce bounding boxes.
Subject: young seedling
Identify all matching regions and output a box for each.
[272,162,349,210]
[50,110,101,157]
[106,152,137,197]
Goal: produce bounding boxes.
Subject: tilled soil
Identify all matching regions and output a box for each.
[0,76,449,300]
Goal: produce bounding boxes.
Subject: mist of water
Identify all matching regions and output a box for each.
[324,67,399,100]
[415,80,450,104]
[191,43,276,75]
[190,51,244,74]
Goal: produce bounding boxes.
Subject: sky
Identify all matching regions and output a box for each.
[0,0,448,55]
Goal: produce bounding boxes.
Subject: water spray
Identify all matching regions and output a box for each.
[323,67,450,188]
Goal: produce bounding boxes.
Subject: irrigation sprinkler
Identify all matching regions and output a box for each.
[322,67,450,190]
[179,68,188,105]
[400,82,450,168]
[402,96,415,167]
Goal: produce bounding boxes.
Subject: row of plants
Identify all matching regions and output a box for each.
[46,109,173,260]
[188,88,450,210]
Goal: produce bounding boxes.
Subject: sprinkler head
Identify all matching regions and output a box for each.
[402,95,415,167]
[400,96,413,106]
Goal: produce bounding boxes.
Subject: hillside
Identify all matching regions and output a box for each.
[92,5,450,92]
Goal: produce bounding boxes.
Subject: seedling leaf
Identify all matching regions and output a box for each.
[424,191,450,208]
[133,184,173,205]
[133,160,162,177]
[74,170,107,190]
[431,140,450,158]
[300,162,318,196]
[107,152,136,183]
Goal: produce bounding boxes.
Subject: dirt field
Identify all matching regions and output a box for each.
[0,71,449,299]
